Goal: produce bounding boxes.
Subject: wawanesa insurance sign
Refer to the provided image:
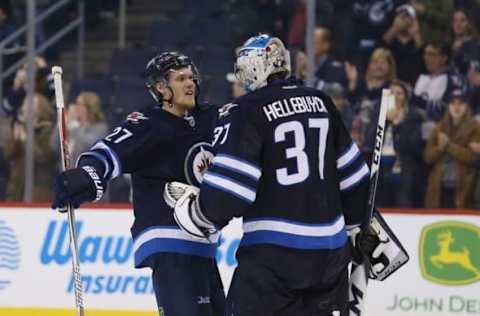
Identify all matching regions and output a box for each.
[0,206,478,315]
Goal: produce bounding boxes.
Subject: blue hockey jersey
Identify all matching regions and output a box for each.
[199,78,370,251]
[77,104,219,268]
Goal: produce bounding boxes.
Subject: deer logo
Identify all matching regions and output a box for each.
[430,230,480,277]
[420,221,480,285]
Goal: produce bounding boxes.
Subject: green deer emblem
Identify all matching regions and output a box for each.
[430,230,480,277]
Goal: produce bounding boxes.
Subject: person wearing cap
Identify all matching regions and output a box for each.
[424,89,480,208]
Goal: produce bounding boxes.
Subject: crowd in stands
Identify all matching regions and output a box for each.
[0,0,479,210]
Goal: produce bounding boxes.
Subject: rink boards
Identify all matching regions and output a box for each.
[0,205,478,316]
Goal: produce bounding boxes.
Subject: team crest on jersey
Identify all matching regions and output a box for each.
[218,103,238,118]
[184,142,215,186]
[126,111,148,124]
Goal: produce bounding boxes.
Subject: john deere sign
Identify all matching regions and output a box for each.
[420,221,480,285]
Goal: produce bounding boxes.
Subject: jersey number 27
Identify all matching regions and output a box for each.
[274,118,329,185]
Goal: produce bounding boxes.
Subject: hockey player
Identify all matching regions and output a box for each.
[52,52,225,315]
[164,35,404,315]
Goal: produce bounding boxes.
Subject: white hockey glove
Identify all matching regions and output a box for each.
[164,182,218,242]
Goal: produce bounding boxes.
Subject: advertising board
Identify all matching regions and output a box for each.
[0,206,478,315]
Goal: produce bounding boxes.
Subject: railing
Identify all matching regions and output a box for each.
[0,0,85,103]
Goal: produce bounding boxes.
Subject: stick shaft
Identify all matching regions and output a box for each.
[349,89,393,316]
[52,66,85,316]
[363,89,391,228]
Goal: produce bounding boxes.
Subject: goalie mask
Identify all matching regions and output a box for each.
[234,34,291,92]
[145,52,201,103]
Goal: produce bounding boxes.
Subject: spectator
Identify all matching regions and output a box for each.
[377,80,426,207]
[5,93,55,202]
[51,91,108,165]
[347,0,401,72]
[412,41,467,121]
[382,4,423,84]
[448,8,480,115]
[312,26,349,93]
[2,56,54,118]
[351,47,397,151]
[424,89,480,208]
[454,0,480,31]
[449,8,480,77]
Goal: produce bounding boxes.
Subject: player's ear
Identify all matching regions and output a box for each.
[155,82,171,99]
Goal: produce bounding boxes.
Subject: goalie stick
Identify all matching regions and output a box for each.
[52,66,85,316]
[348,89,391,316]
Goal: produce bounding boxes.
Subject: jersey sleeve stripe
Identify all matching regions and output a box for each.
[76,150,111,179]
[337,142,360,170]
[203,171,256,203]
[339,163,369,191]
[90,141,123,178]
[213,154,261,180]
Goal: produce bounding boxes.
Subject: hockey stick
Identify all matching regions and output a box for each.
[52,66,85,316]
[348,88,392,316]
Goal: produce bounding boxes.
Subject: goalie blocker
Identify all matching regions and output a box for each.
[164,182,409,281]
[350,209,409,281]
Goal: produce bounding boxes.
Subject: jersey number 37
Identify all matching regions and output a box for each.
[274,118,329,186]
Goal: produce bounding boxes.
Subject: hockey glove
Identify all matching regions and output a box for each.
[52,166,106,210]
[349,213,409,281]
[164,181,218,241]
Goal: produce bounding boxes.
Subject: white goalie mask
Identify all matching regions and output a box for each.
[234,34,291,92]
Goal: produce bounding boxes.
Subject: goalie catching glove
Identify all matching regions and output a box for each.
[164,181,218,241]
[348,210,409,281]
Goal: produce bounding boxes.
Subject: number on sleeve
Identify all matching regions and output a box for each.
[105,127,133,144]
[212,123,231,146]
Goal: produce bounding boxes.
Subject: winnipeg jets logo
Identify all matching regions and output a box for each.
[184,142,215,186]
[218,103,238,118]
[126,112,148,124]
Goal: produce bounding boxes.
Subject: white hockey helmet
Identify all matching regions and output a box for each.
[234,34,291,92]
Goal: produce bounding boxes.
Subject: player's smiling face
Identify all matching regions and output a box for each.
[168,67,196,110]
